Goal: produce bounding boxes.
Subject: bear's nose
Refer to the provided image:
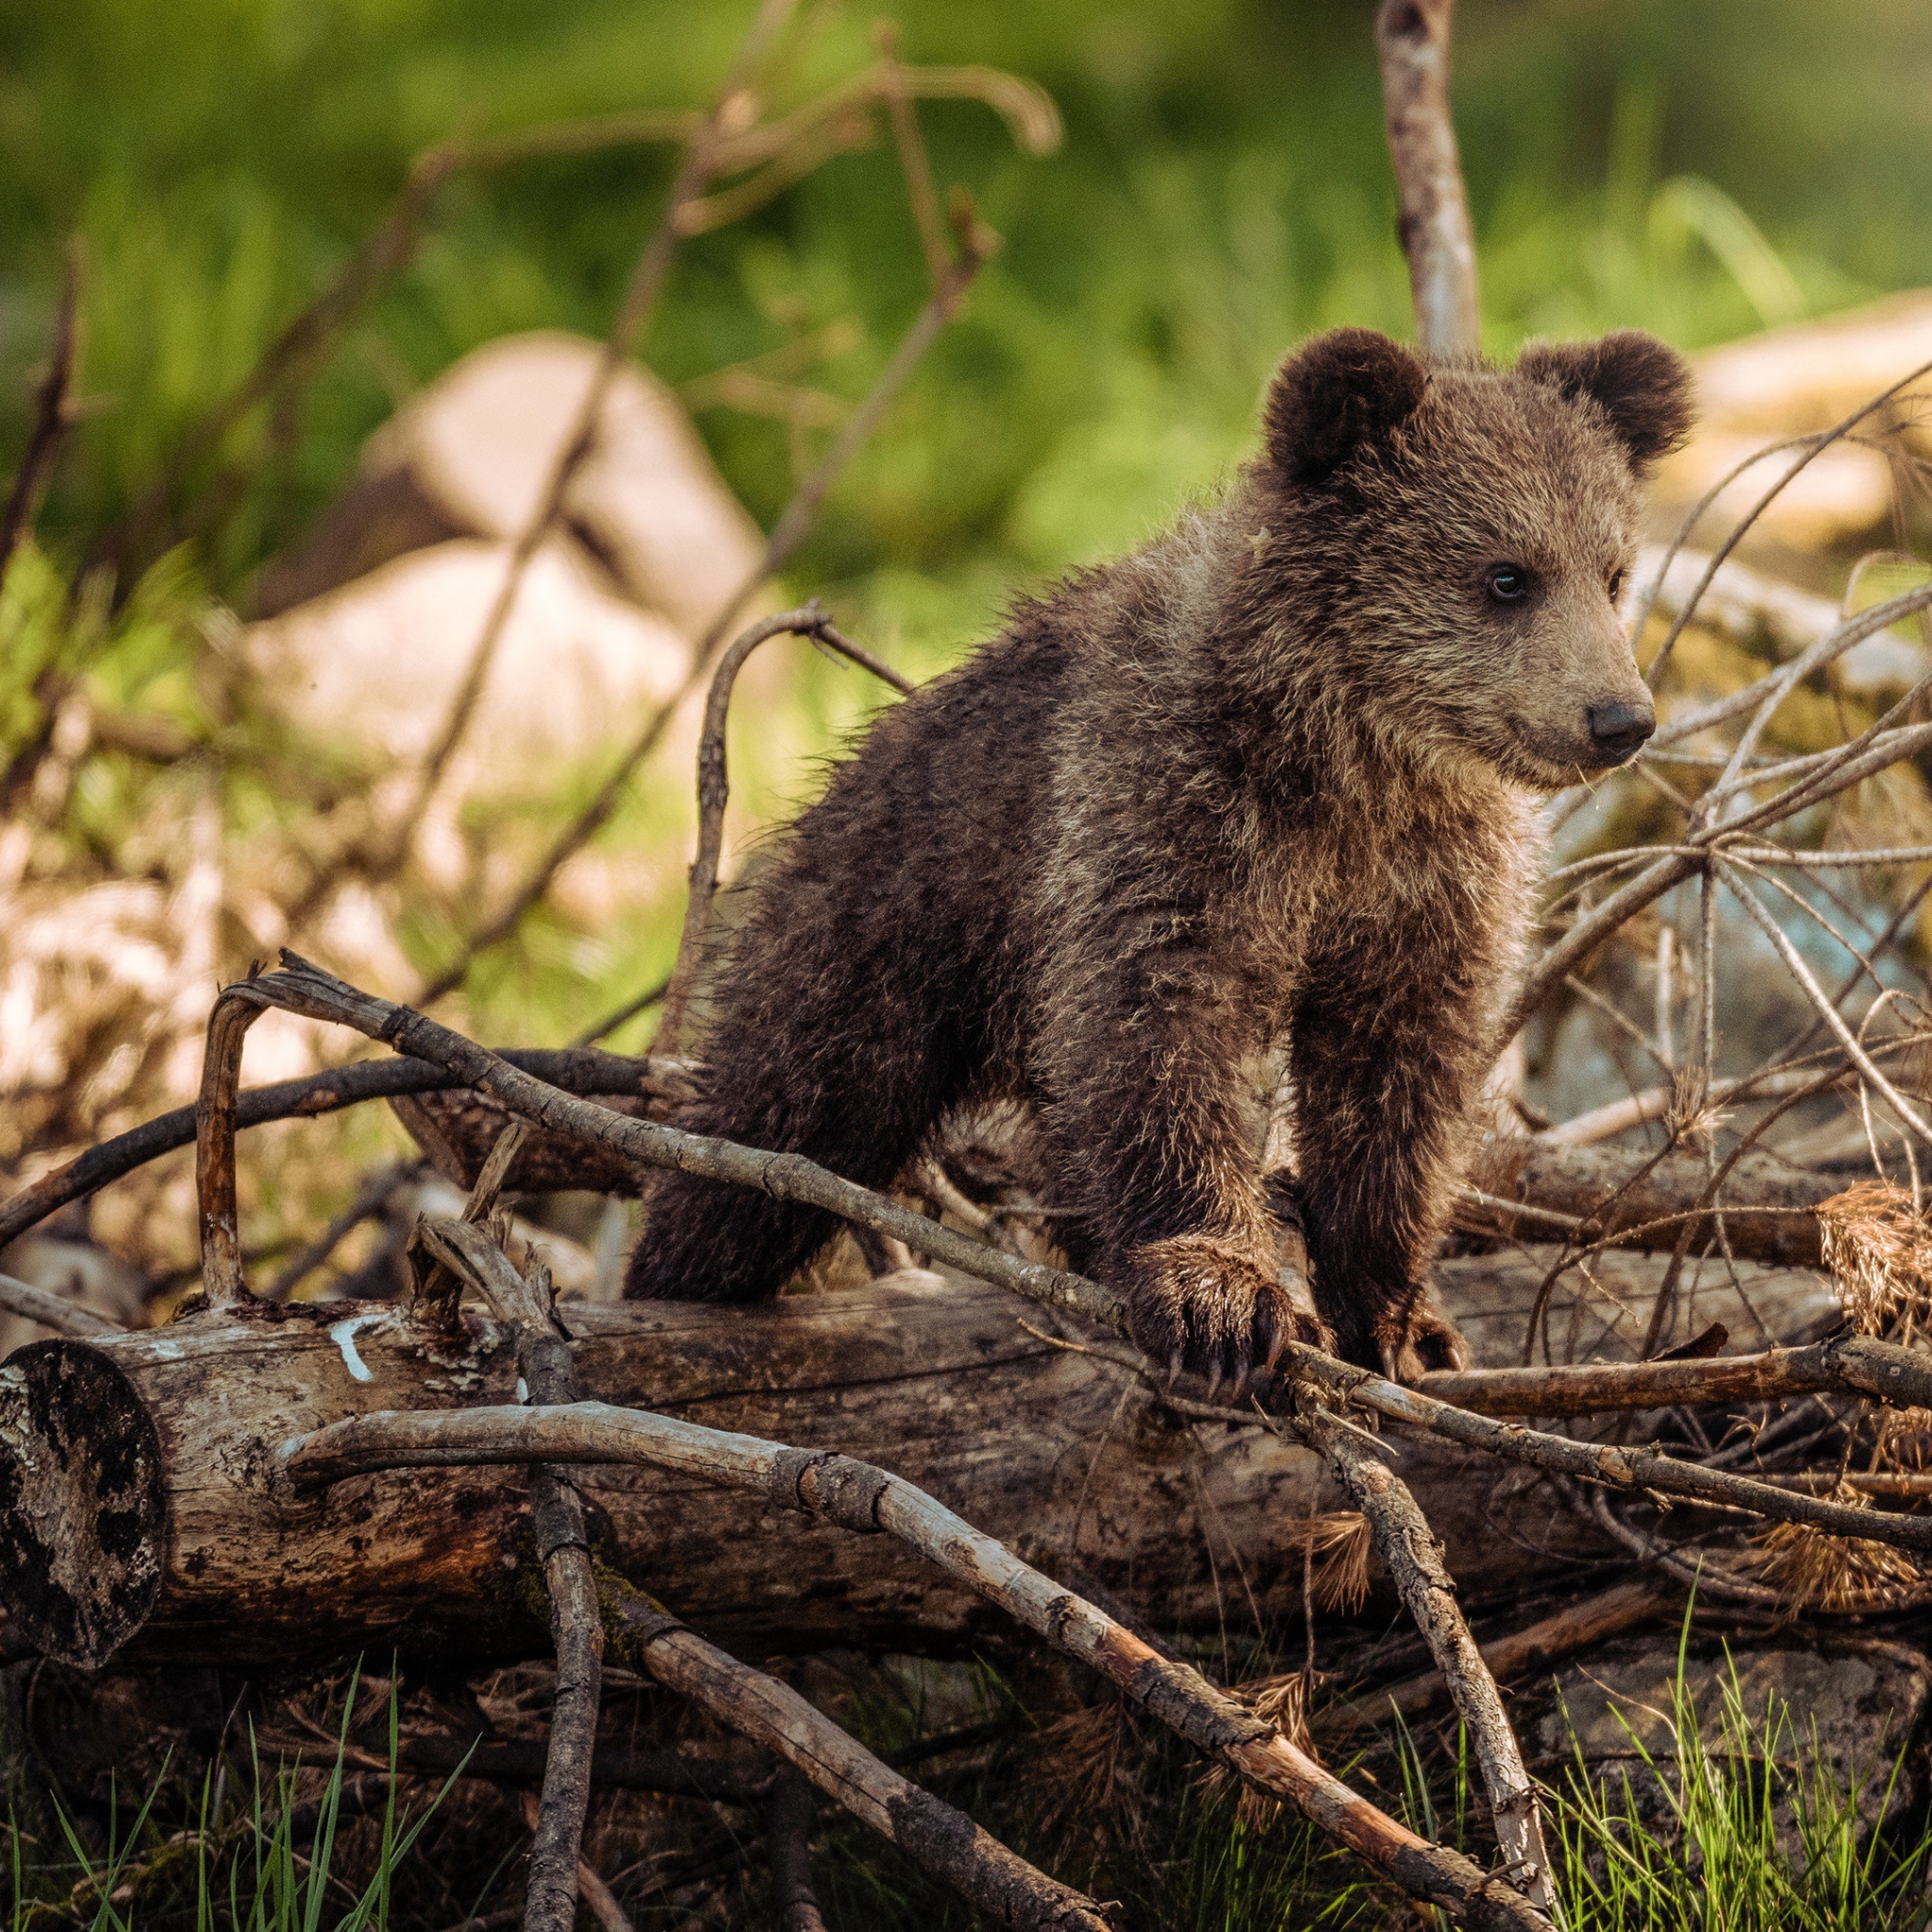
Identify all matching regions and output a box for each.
[1588,697,1655,763]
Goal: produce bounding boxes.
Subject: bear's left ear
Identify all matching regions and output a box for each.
[1516,330,1695,471]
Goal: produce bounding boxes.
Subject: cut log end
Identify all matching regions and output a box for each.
[0,1341,166,1666]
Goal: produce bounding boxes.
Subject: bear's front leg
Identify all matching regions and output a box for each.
[1034,911,1330,1391]
[1287,956,1479,1380]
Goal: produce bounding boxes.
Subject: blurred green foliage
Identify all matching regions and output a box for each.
[6,0,1932,624]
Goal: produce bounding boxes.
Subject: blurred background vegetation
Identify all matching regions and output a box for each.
[9,0,1932,615]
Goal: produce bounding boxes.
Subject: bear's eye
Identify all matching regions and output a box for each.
[1485,563,1532,604]
[1607,568,1625,602]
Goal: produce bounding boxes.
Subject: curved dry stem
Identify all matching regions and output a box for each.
[193,988,266,1311]
[654,607,912,1057]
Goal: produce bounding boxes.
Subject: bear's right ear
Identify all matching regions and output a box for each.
[1263,328,1428,485]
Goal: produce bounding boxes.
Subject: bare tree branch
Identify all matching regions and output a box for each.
[284,1397,1549,1925]
[0,1270,122,1338]
[602,1590,1115,1932]
[1375,0,1479,356]
[0,1046,680,1255]
[416,1218,601,1932]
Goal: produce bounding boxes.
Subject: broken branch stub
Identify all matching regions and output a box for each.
[193,987,266,1310]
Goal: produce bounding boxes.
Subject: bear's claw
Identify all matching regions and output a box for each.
[1126,1232,1332,1397]
[1374,1288,1471,1384]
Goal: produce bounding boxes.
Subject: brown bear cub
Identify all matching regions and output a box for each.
[626,326,1693,1385]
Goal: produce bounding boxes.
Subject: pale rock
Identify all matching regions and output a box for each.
[1657,289,1932,558]
[242,533,690,788]
[254,330,767,643]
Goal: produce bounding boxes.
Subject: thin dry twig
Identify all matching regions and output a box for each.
[0,240,82,584]
[295,6,802,931]
[1276,1343,1932,1556]
[570,975,673,1049]
[1284,1404,1557,1911]
[873,22,953,293]
[1571,1474,1932,1613]
[1717,857,1932,1143]
[1642,355,1932,691]
[1507,575,1932,1032]
[414,1218,600,1932]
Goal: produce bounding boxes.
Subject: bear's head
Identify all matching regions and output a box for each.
[1257,325,1693,790]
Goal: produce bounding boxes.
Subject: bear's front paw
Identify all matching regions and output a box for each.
[1374,1286,1470,1384]
[1125,1233,1332,1395]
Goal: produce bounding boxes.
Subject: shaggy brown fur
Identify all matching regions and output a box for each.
[625,326,1693,1383]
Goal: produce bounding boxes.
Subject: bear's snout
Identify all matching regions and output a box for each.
[1586,695,1655,765]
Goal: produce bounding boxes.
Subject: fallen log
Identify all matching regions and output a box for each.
[1468,1137,1839,1265]
[0,1247,1840,1672]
